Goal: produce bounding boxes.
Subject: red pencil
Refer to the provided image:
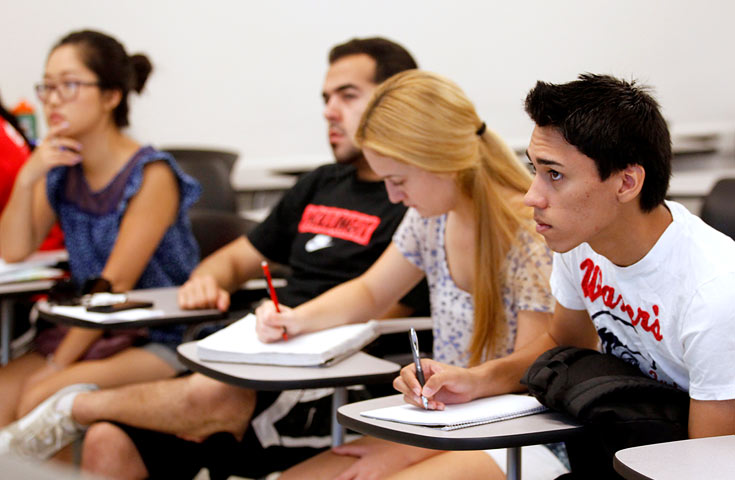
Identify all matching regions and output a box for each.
[261,261,288,341]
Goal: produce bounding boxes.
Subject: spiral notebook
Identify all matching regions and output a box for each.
[196,313,378,367]
[360,394,547,431]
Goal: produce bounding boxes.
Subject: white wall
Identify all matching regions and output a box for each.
[3,0,734,170]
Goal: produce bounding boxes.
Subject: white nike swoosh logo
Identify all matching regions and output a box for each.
[305,234,334,252]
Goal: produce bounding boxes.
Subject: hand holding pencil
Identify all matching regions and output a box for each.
[256,261,290,342]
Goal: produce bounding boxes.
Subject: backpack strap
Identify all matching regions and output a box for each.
[521,346,598,410]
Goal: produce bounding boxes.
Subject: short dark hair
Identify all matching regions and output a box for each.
[524,73,671,212]
[53,30,153,128]
[329,37,418,84]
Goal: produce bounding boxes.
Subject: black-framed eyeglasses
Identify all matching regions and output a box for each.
[34,80,100,103]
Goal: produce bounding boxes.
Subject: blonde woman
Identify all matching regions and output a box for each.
[256,70,567,479]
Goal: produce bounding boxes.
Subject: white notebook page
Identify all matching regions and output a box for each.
[361,394,547,431]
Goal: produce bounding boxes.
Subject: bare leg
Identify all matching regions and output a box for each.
[280,445,360,480]
[388,451,504,480]
[281,437,440,480]
[73,372,256,440]
[16,347,178,418]
[49,443,73,464]
[82,422,147,480]
[282,437,504,480]
[0,352,46,426]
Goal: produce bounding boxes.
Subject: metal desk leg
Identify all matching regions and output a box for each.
[507,446,521,480]
[1,299,12,365]
[72,437,83,466]
[331,386,348,447]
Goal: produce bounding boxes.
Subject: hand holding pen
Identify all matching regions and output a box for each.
[409,327,429,409]
[395,353,480,410]
[261,261,288,341]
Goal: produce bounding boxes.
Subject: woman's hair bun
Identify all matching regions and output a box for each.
[129,53,153,93]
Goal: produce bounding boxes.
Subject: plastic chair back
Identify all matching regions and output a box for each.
[189,209,257,259]
[700,178,735,240]
[165,148,239,213]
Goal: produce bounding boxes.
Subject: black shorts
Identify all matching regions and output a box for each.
[119,422,323,480]
[117,387,373,480]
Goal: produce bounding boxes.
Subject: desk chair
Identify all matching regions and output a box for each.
[189,209,257,259]
[700,177,735,240]
[165,148,239,213]
[185,209,260,341]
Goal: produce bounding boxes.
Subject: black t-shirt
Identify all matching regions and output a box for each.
[249,163,426,310]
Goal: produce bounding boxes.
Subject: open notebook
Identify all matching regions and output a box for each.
[196,313,378,367]
[361,394,547,431]
[0,252,67,284]
[0,267,65,284]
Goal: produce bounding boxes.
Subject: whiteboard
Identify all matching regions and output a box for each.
[2,0,734,171]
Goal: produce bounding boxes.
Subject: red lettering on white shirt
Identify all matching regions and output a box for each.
[580,258,663,341]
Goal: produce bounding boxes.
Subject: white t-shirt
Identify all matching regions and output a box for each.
[551,201,735,401]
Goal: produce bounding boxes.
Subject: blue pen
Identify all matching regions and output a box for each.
[409,327,429,409]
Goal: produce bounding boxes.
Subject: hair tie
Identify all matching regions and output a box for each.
[476,122,486,136]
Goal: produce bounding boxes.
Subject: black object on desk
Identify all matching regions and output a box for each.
[86,300,154,313]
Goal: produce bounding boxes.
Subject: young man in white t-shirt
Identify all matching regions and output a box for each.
[395,74,734,468]
[521,74,735,437]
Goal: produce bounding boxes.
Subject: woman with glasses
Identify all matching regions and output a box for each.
[0,30,200,428]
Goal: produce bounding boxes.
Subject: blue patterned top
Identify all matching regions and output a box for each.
[393,208,554,367]
[46,145,201,346]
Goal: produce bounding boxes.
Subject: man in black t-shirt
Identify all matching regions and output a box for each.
[246,162,418,309]
[0,38,425,479]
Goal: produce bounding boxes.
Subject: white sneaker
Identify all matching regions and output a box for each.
[0,383,98,460]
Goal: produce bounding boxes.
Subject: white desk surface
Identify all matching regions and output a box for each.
[373,317,433,335]
[614,435,735,480]
[233,154,330,177]
[36,286,224,329]
[239,207,271,223]
[0,249,68,268]
[0,250,68,295]
[668,152,735,197]
[177,341,401,390]
[231,169,298,192]
[337,394,583,451]
[0,279,57,296]
[241,278,286,290]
